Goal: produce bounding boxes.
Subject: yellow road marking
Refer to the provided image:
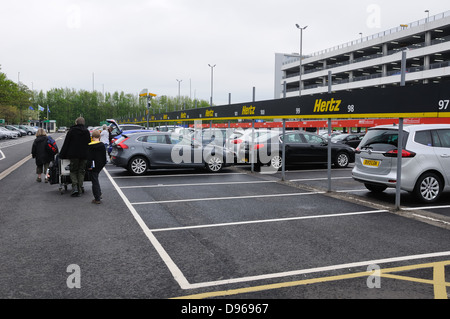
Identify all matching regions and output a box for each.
[173,260,450,299]
[433,262,448,299]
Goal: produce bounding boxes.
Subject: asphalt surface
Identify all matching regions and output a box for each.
[1,133,449,305]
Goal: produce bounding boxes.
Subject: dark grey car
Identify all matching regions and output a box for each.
[110,132,235,175]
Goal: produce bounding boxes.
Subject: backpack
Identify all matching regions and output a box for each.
[47,136,59,156]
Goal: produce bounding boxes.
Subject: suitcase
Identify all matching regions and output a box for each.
[48,160,59,185]
[52,156,91,194]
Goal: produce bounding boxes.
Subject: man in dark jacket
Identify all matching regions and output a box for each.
[59,117,91,197]
[87,130,107,204]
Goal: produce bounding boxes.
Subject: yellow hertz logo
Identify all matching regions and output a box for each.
[242,105,255,115]
[314,98,341,113]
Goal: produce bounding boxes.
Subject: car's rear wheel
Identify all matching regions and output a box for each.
[269,155,282,171]
[414,172,443,203]
[128,156,148,176]
[205,155,223,173]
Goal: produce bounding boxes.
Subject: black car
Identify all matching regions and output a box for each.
[331,133,365,148]
[244,131,355,170]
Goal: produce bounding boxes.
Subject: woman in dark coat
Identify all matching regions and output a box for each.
[31,128,54,183]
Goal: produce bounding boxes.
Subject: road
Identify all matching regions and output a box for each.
[1,133,449,305]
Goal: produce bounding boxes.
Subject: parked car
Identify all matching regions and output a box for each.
[0,127,20,139]
[15,125,36,135]
[192,128,232,146]
[244,130,355,170]
[106,119,147,139]
[229,129,280,163]
[331,133,365,148]
[352,124,450,203]
[110,131,235,175]
[5,125,26,137]
[0,129,7,140]
[319,131,342,138]
[57,126,67,133]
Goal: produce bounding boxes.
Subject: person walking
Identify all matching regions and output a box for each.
[31,128,54,183]
[100,124,110,162]
[59,117,91,197]
[87,130,107,204]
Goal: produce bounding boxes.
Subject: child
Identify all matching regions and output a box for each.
[31,128,54,183]
[87,130,107,204]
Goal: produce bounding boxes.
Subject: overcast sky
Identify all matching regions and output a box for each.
[1,0,448,106]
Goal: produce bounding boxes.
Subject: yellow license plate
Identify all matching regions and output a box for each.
[363,159,380,167]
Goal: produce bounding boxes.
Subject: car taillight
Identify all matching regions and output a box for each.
[383,149,416,158]
[254,143,265,150]
[117,137,129,149]
[231,139,243,144]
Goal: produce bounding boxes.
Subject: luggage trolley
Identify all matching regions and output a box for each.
[48,155,91,194]
[48,155,71,194]
[58,157,72,194]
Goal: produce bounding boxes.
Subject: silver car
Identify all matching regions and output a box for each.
[352,124,450,203]
[110,131,235,175]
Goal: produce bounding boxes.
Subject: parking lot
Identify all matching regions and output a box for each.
[1,133,449,300]
[105,159,450,298]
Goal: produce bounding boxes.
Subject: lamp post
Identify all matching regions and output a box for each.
[208,64,216,106]
[176,79,182,111]
[295,24,307,97]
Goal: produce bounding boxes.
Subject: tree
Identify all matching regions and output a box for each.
[0,66,32,124]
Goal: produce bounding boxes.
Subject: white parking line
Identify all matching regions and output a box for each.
[0,155,32,181]
[121,180,277,189]
[131,191,325,205]
[186,251,450,289]
[113,172,246,179]
[150,210,388,232]
[0,150,5,161]
[104,168,191,289]
[290,176,352,182]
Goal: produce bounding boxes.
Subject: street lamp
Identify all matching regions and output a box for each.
[208,64,216,106]
[295,24,307,97]
[176,79,182,110]
[425,10,430,23]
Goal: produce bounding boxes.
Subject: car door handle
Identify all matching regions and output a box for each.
[146,146,153,150]
[441,154,450,158]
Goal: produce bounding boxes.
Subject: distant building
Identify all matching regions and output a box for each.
[276,10,450,98]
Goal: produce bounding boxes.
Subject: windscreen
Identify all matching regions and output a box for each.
[359,129,408,152]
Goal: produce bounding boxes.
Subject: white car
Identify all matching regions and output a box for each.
[0,127,19,139]
[352,124,450,203]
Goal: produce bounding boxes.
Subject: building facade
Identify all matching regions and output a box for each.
[276,11,450,98]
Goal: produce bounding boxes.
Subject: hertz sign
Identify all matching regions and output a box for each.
[148,82,449,122]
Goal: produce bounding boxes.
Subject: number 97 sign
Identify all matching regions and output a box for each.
[439,100,449,110]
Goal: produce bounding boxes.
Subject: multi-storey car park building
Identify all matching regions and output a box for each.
[275,10,450,99]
